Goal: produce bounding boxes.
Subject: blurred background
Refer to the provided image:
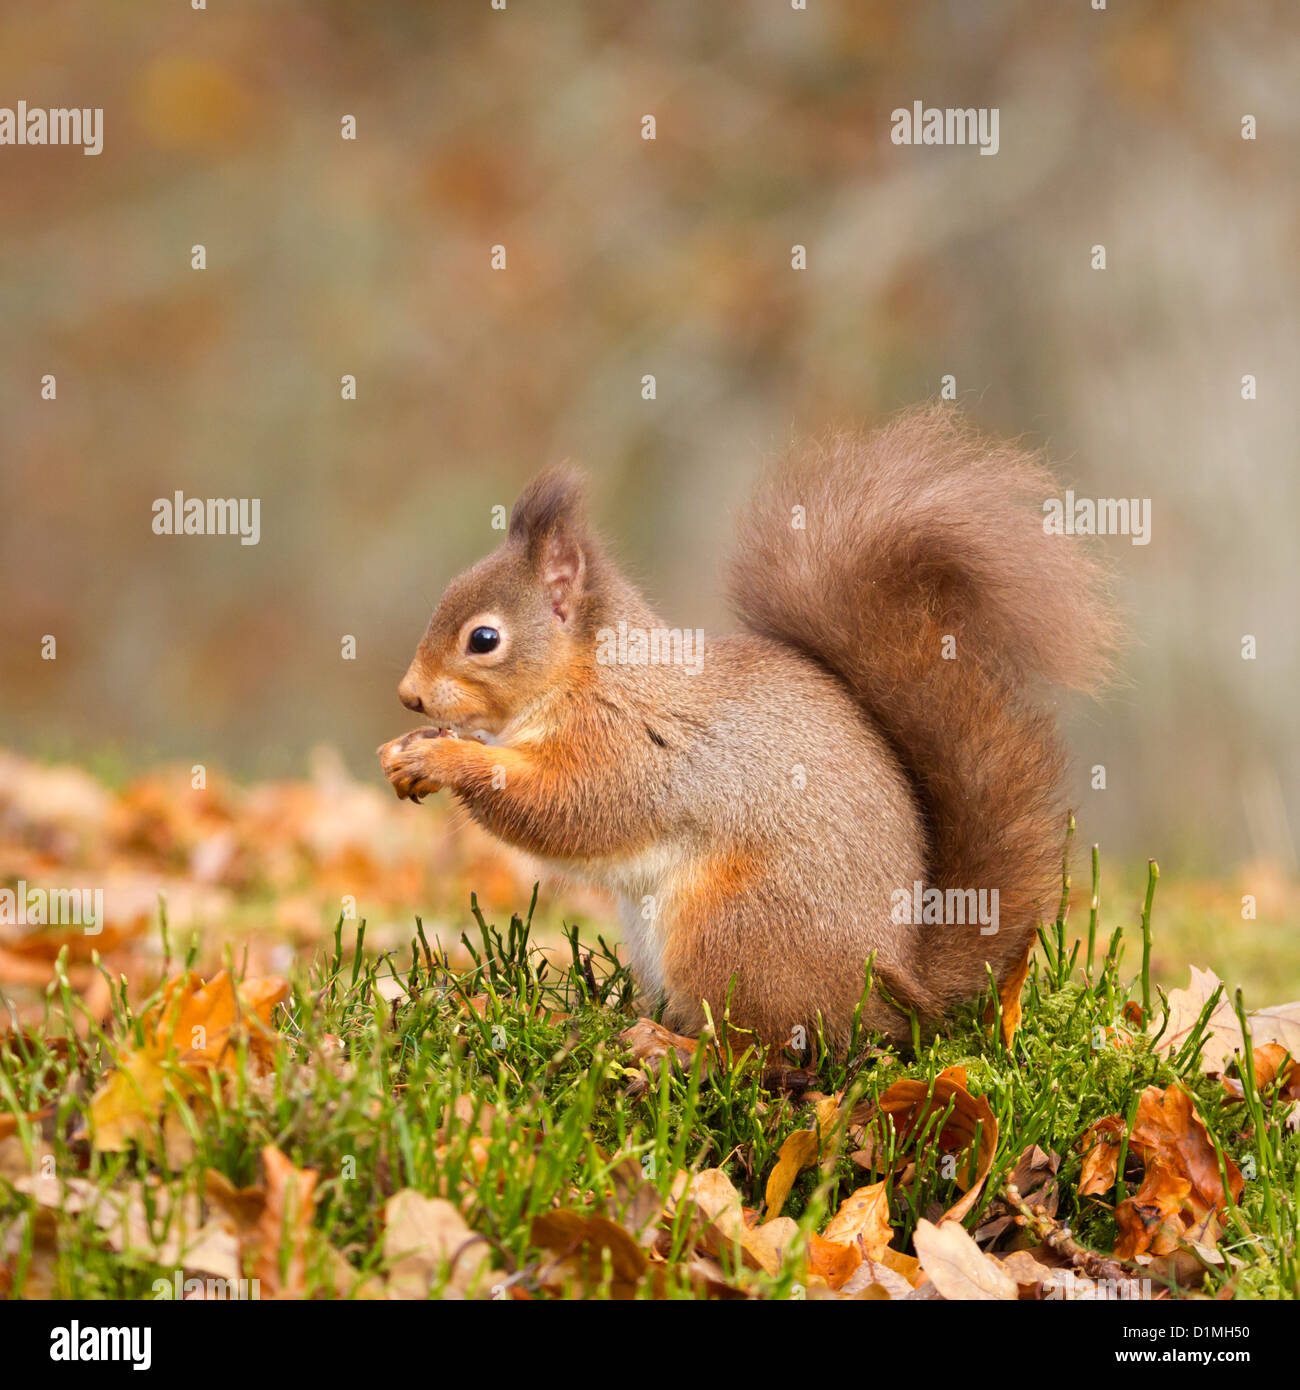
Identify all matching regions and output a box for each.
[1,1,1297,974]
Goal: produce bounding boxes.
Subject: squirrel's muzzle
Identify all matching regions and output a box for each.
[397,677,424,714]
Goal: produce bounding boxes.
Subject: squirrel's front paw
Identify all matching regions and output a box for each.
[377,729,452,803]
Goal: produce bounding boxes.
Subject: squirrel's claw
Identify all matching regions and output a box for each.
[377,732,445,803]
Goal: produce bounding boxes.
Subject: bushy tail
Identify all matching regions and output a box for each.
[729,407,1118,1015]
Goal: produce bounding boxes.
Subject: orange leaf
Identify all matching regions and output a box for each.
[984,946,1033,1046]
[88,971,287,1156]
[1078,1115,1125,1197]
[867,1073,997,1222]
[763,1095,842,1220]
[1114,1085,1243,1261]
[821,1182,893,1262]
[807,1232,863,1290]
[254,1145,318,1299]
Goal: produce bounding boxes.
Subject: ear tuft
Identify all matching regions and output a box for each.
[508,466,586,546]
[509,466,589,621]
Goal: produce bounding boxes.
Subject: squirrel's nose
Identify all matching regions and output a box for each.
[397,679,424,714]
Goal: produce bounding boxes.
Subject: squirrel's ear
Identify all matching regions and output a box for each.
[509,467,588,622]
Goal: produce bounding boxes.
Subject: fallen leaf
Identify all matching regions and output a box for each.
[806,1232,863,1289]
[984,943,1033,1045]
[836,1255,915,1299]
[821,1182,893,1262]
[531,1210,647,1297]
[999,1248,1068,1299]
[386,1189,494,1299]
[672,1169,788,1277]
[88,971,287,1156]
[1152,966,1300,1076]
[1078,1115,1126,1197]
[763,1095,842,1220]
[253,1145,317,1298]
[912,1218,1017,1301]
[1114,1085,1243,1262]
[1222,1043,1300,1129]
[857,1070,997,1222]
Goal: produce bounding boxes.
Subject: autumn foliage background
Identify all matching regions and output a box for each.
[1,0,1299,1307]
[0,0,1297,879]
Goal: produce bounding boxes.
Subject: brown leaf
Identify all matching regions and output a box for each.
[1223,1043,1300,1129]
[912,1218,1017,1301]
[821,1182,894,1262]
[386,1189,495,1299]
[984,943,1033,1045]
[1152,967,1300,1076]
[14,1170,240,1283]
[253,1145,317,1298]
[203,1169,266,1233]
[672,1169,791,1277]
[1114,1085,1243,1262]
[531,1210,647,1297]
[860,1071,997,1222]
[1078,1115,1126,1197]
[999,1248,1068,1299]
[836,1255,916,1299]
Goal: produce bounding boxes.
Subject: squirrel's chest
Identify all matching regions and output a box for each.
[545,838,685,901]
[542,841,688,995]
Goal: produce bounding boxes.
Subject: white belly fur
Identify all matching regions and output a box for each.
[538,840,687,1003]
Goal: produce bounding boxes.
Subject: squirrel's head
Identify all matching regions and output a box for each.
[397,467,600,740]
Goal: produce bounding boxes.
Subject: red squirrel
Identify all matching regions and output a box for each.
[379,407,1116,1048]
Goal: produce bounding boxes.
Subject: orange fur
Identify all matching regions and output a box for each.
[382,408,1118,1049]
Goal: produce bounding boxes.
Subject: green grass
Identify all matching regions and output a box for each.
[2,861,1298,1300]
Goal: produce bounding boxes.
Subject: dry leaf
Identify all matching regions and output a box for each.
[531,1209,647,1297]
[912,1218,1017,1301]
[1114,1085,1243,1262]
[253,1145,317,1298]
[672,1169,789,1277]
[999,1248,1068,1299]
[821,1182,893,1262]
[984,942,1033,1045]
[1222,1043,1300,1129]
[836,1255,916,1299]
[386,1189,494,1299]
[1152,966,1300,1076]
[806,1232,863,1289]
[88,970,287,1156]
[1078,1115,1126,1197]
[763,1095,842,1220]
[859,1070,997,1222]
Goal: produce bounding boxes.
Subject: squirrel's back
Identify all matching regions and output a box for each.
[729,406,1118,1017]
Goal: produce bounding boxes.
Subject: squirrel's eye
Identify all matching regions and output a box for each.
[467,626,500,655]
